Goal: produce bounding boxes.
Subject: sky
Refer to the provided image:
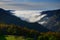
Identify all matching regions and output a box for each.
[0,0,60,10]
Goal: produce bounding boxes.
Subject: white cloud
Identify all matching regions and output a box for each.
[12,10,47,23]
[38,21,47,24]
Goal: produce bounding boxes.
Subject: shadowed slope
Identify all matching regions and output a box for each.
[0,8,49,32]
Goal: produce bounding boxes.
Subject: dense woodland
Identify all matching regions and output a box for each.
[0,23,60,40]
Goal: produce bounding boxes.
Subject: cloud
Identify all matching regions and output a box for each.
[12,10,47,23]
[0,0,12,1]
[0,2,4,4]
[0,0,60,10]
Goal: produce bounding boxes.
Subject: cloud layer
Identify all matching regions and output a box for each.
[11,10,47,25]
[0,0,60,10]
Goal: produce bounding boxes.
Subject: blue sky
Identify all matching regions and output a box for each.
[0,0,60,10]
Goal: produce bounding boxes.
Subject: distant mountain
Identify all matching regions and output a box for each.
[0,8,60,32]
[0,8,49,32]
[41,9,60,32]
[41,9,60,17]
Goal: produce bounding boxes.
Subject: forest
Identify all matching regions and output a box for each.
[0,23,60,40]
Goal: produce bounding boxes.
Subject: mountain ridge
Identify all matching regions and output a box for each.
[0,8,49,32]
[0,8,60,32]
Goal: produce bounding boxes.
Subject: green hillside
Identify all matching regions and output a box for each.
[0,23,60,40]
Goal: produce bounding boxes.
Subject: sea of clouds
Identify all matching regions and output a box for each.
[11,10,48,25]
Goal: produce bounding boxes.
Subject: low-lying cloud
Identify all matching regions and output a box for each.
[11,10,47,25]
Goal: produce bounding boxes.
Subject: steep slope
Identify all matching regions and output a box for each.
[41,9,60,32]
[0,8,49,32]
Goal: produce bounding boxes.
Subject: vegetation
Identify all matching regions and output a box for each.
[0,23,60,40]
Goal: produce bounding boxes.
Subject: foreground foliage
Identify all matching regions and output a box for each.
[0,23,60,40]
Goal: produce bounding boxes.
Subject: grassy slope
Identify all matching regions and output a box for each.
[0,32,60,40]
[0,35,34,40]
